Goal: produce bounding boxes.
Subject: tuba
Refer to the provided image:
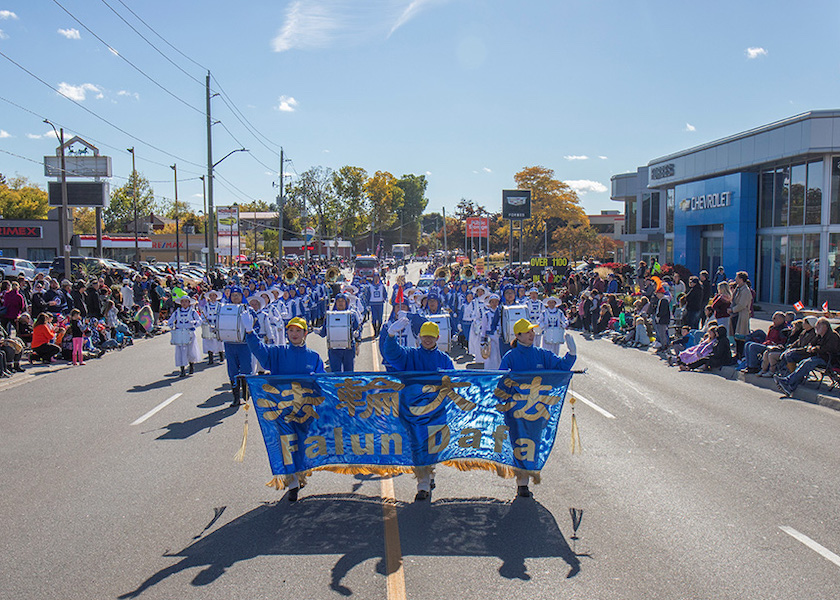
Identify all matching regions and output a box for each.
[283,267,300,286]
[434,266,450,281]
[461,264,476,281]
[325,266,340,283]
[480,341,491,360]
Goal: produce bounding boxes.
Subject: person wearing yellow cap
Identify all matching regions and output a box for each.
[240,313,325,502]
[499,318,577,498]
[384,316,455,501]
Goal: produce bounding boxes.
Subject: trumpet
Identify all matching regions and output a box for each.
[434,266,450,281]
[325,266,340,283]
[283,267,300,286]
[461,264,476,281]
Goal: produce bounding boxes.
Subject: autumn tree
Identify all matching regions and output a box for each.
[552,224,599,261]
[287,166,340,245]
[395,174,428,248]
[332,166,369,240]
[0,176,50,219]
[513,166,588,257]
[73,207,98,234]
[105,170,157,232]
[365,171,404,250]
[595,234,619,261]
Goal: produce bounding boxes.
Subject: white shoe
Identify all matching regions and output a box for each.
[759,371,773,378]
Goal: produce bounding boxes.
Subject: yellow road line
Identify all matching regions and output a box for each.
[372,320,407,600]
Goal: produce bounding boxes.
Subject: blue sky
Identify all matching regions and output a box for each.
[2,0,840,219]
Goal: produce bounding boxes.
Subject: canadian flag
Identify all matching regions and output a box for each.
[823,300,830,312]
[793,301,805,311]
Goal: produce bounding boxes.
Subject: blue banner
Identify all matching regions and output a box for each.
[246,370,573,484]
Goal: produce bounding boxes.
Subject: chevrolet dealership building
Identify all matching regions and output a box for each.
[612,110,840,308]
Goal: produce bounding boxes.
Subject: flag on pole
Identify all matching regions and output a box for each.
[822,300,830,312]
[793,301,804,311]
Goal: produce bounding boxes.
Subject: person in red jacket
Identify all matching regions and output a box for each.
[742,311,789,374]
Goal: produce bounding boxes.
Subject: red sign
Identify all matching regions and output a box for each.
[0,226,42,238]
[151,241,184,249]
[466,217,489,237]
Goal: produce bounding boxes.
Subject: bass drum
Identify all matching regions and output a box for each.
[217,304,246,343]
[326,310,352,350]
[427,313,451,353]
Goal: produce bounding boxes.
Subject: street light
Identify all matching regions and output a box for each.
[43,120,71,280]
[207,147,247,269]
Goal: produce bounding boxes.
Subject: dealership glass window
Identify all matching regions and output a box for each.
[789,164,805,226]
[788,234,803,304]
[773,167,790,227]
[771,235,787,304]
[641,194,650,229]
[806,160,823,226]
[829,234,840,288]
[832,157,840,224]
[650,192,660,228]
[625,198,636,234]
[0,248,18,258]
[759,170,774,228]
[665,189,675,233]
[665,239,673,264]
[804,233,820,306]
[758,236,772,303]
[26,248,56,262]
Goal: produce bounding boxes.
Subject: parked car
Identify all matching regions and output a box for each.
[33,261,53,276]
[416,275,434,290]
[49,256,109,281]
[0,258,37,280]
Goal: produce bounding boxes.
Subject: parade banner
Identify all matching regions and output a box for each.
[246,370,573,488]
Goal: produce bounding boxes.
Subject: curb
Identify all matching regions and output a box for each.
[734,368,840,412]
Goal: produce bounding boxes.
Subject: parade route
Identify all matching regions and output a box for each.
[1,265,839,599]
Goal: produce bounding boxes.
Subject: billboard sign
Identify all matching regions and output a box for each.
[48,181,110,207]
[466,217,490,237]
[502,189,531,220]
[217,206,240,237]
[529,256,569,282]
[44,155,112,178]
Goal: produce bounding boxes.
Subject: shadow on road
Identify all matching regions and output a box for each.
[155,405,239,440]
[118,493,580,598]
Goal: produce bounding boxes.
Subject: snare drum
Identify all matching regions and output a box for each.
[201,322,216,340]
[170,327,192,346]
[502,305,529,343]
[326,310,352,349]
[217,304,246,343]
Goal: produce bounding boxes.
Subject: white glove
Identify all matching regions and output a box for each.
[240,311,254,334]
[388,316,409,336]
[564,332,576,355]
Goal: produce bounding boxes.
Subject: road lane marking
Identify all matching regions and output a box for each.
[131,393,183,426]
[372,326,407,600]
[569,389,616,419]
[779,526,840,568]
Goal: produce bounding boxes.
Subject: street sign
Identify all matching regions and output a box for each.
[466,217,489,237]
[44,155,112,178]
[48,181,110,207]
[502,189,531,220]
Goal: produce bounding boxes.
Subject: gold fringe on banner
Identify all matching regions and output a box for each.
[233,404,250,463]
[569,396,582,454]
[442,458,541,484]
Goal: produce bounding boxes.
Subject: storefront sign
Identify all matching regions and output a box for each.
[650,163,675,180]
[502,189,531,220]
[679,191,732,211]
[0,226,43,238]
[152,241,185,249]
[466,217,490,237]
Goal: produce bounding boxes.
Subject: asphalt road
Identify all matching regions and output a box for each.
[1,260,838,599]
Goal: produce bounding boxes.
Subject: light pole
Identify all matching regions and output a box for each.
[199,175,208,271]
[126,147,139,264]
[170,164,181,272]
[210,148,247,267]
[43,120,71,279]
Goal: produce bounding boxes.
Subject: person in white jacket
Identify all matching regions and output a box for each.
[539,296,568,355]
[167,295,202,377]
[480,294,504,369]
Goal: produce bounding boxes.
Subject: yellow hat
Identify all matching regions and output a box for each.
[286,317,308,330]
[513,318,538,335]
[419,321,440,338]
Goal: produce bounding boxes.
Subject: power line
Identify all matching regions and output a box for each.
[0,54,206,170]
[50,0,204,116]
[212,76,280,152]
[97,0,204,87]
[215,121,277,173]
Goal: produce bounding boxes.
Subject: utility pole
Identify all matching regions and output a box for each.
[278,147,284,262]
[59,128,70,278]
[200,175,208,271]
[128,146,139,264]
[171,163,180,272]
[443,206,448,259]
[205,71,216,269]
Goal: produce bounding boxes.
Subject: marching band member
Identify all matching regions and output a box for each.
[241,314,325,502]
[366,273,388,336]
[223,287,254,408]
[317,293,362,372]
[268,288,288,346]
[499,318,576,498]
[461,290,481,357]
[525,287,544,347]
[539,296,568,355]
[167,295,202,377]
[480,294,504,370]
[201,289,225,365]
[383,319,455,501]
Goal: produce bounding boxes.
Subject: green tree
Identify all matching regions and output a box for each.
[332,166,369,240]
[552,224,599,261]
[287,166,340,248]
[104,170,157,232]
[0,176,50,219]
[73,207,98,234]
[395,174,428,248]
[365,171,404,250]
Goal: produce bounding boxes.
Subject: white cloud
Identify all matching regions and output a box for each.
[0,129,11,138]
[563,155,589,161]
[685,122,696,132]
[26,130,59,140]
[117,89,139,100]
[566,179,607,194]
[276,95,298,112]
[57,28,80,39]
[425,171,432,176]
[0,10,17,19]
[482,167,492,173]
[57,82,104,101]
[745,47,767,59]
[598,155,608,160]
[322,149,330,153]
[0,29,6,40]
[272,0,447,52]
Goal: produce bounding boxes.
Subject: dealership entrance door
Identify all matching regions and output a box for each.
[700,225,723,275]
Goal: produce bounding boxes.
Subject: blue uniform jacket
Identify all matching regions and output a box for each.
[246,333,326,375]
[383,334,455,371]
[499,343,576,372]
